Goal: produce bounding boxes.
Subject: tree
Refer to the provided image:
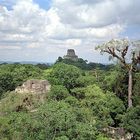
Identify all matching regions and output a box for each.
[0,112,46,140]
[38,101,77,139]
[122,106,140,139]
[133,72,140,106]
[0,64,43,98]
[0,72,15,97]
[48,85,69,101]
[47,63,82,91]
[96,39,140,108]
[56,57,90,70]
[81,84,125,127]
[102,66,128,102]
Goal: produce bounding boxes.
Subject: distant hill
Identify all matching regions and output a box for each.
[0,61,53,65]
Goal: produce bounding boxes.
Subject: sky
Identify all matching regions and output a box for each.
[0,0,140,63]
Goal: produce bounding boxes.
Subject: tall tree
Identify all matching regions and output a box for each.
[96,39,140,108]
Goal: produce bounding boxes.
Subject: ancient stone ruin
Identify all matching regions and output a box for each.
[63,49,78,61]
[15,79,51,94]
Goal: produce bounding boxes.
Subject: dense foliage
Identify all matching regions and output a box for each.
[0,62,139,139]
[56,57,113,70]
[0,64,43,98]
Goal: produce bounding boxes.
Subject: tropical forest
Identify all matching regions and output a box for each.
[0,39,140,140]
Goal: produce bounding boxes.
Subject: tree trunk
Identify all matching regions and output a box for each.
[128,68,133,108]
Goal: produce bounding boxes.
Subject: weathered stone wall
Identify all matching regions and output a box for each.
[15,79,51,94]
[103,127,133,140]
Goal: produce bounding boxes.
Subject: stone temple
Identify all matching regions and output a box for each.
[63,49,78,61]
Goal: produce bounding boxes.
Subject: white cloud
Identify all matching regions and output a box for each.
[65,39,81,46]
[52,0,140,28]
[0,0,140,62]
[0,45,21,50]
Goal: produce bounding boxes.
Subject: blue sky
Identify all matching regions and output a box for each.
[34,0,51,10]
[0,0,51,10]
[0,0,140,63]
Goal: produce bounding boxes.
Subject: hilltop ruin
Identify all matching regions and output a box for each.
[63,49,78,61]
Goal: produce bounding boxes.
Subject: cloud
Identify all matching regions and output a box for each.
[0,45,21,50]
[0,0,48,45]
[0,0,140,62]
[52,0,140,28]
